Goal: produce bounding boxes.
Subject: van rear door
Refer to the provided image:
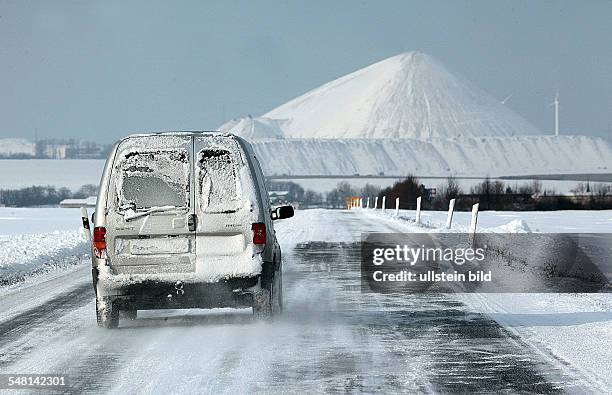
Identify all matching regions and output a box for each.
[106,135,196,273]
[193,135,260,279]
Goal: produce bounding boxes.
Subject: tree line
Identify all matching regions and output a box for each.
[373,176,612,211]
[0,185,98,207]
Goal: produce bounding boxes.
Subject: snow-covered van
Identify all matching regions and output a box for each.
[90,132,293,328]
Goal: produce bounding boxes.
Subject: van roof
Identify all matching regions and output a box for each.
[119,131,239,141]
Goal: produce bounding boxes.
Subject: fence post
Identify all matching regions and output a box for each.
[469,203,479,234]
[395,197,400,216]
[446,198,456,229]
[374,196,379,210]
[415,196,422,224]
[382,196,386,213]
[366,197,370,209]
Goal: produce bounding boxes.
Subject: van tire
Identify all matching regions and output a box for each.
[96,297,119,329]
[255,262,274,319]
[91,268,99,297]
[254,264,282,319]
[272,266,282,315]
[253,289,272,320]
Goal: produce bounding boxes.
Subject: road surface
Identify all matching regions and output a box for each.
[0,210,588,393]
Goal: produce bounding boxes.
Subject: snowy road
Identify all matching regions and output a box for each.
[0,210,590,393]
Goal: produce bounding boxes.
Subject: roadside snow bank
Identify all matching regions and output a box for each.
[459,293,612,392]
[361,208,610,284]
[487,219,532,233]
[359,207,484,233]
[0,230,89,286]
[359,207,612,233]
[357,207,612,390]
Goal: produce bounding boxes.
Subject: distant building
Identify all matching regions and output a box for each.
[34,139,111,159]
[268,190,289,205]
[43,143,70,159]
[65,140,109,159]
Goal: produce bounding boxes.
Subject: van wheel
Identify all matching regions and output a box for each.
[96,297,119,329]
[254,266,282,319]
[272,266,282,315]
[253,289,272,320]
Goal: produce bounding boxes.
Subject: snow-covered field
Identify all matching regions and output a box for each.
[364,207,612,233]
[0,207,89,286]
[0,159,105,189]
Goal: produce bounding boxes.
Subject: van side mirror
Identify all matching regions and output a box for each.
[271,205,294,220]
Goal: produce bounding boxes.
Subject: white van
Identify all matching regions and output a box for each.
[90,132,293,328]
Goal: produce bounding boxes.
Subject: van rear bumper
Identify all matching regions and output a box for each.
[97,276,260,310]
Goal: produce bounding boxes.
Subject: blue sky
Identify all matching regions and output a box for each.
[1,0,611,142]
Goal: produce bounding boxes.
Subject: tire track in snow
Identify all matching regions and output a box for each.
[0,282,92,351]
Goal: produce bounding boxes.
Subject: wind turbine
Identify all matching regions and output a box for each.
[500,94,513,105]
[550,91,559,137]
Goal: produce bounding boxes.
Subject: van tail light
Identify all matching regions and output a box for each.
[93,226,107,259]
[252,222,266,246]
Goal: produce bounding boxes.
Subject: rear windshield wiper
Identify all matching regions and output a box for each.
[124,205,179,222]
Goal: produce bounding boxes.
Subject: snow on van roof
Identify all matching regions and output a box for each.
[120,131,239,140]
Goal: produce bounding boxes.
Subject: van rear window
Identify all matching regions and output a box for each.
[197,148,242,213]
[116,150,190,210]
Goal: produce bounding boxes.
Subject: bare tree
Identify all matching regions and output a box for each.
[432,176,463,209]
[531,180,543,196]
[443,176,462,199]
[571,183,586,196]
[360,183,381,201]
[492,180,505,195]
[593,183,610,197]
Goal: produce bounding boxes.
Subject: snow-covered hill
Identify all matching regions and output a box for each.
[215,51,611,177]
[218,116,284,140]
[252,136,612,177]
[0,138,35,157]
[263,51,542,139]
